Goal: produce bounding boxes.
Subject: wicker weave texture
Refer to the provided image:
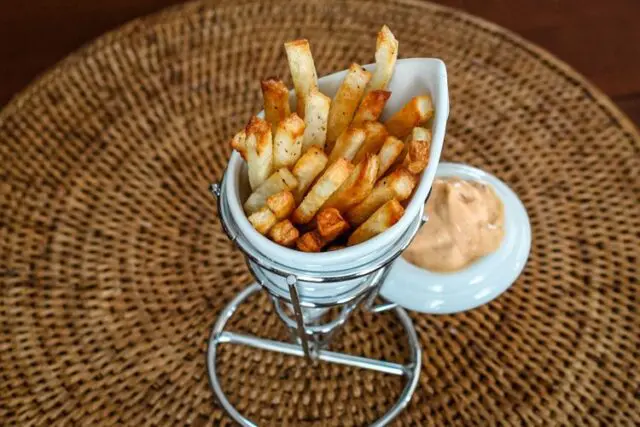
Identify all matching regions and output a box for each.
[1,0,638,425]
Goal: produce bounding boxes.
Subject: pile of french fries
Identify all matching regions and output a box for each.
[230,26,434,252]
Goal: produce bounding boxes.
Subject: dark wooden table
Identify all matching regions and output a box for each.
[1,0,639,125]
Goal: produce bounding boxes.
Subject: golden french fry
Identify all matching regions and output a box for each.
[347,199,404,246]
[266,190,296,220]
[384,95,434,138]
[316,208,350,241]
[352,90,391,126]
[292,158,354,225]
[326,63,371,149]
[230,129,248,160]
[245,117,274,189]
[248,206,277,235]
[402,138,431,174]
[353,121,389,164]
[296,231,324,252]
[291,146,329,203]
[364,25,398,94]
[244,168,298,215]
[273,113,305,169]
[302,88,331,152]
[284,39,318,118]
[261,78,291,131]
[269,219,300,247]
[327,127,366,164]
[377,136,404,178]
[322,154,379,212]
[345,168,416,226]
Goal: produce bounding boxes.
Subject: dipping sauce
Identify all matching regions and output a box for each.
[403,178,505,272]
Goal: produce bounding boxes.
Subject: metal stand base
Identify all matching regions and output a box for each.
[206,283,422,427]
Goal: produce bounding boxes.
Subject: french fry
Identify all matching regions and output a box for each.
[291,146,329,203]
[273,113,305,169]
[353,121,389,164]
[302,88,331,152]
[269,219,300,247]
[352,90,391,126]
[316,208,350,241]
[230,129,248,160]
[245,117,274,189]
[284,39,318,118]
[409,126,431,143]
[292,158,354,224]
[377,136,404,178]
[327,127,366,164]
[384,95,434,139]
[261,78,291,131]
[326,63,371,149]
[248,206,278,235]
[364,25,398,94]
[322,154,379,212]
[266,190,296,220]
[402,135,431,174]
[296,231,324,252]
[244,168,298,215]
[347,199,404,246]
[345,168,416,226]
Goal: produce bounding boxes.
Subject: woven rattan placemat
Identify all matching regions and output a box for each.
[2,0,638,425]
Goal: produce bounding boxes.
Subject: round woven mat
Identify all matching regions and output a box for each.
[2,0,638,425]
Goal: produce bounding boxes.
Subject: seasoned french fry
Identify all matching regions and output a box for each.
[269,219,300,247]
[245,117,274,189]
[296,231,324,252]
[326,63,371,149]
[353,121,389,164]
[292,158,354,224]
[266,190,296,220]
[345,168,416,226]
[364,25,398,94]
[327,127,366,164]
[284,39,318,118]
[352,90,391,126]
[347,199,404,246]
[322,154,379,212]
[291,146,329,203]
[316,208,350,241]
[248,206,277,235]
[402,138,431,174]
[273,113,305,169]
[384,95,434,138]
[261,78,291,131]
[230,129,248,160]
[244,168,298,215]
[302,88,331,152]
[377,136,404,178]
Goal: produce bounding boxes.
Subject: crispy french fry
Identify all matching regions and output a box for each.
[402,138,431,174]
[266,190,296,220]
[326,63,371,149]
[273,113,305,169]
[364,25,398,94]
[347,199,404,246]
[284,39,318,118]
[322,154,379,212]
[261,78,291,131]
[353,121,389,164]
[327,127,366,164]
[384,95,434,138]
[245,117,274,189]
[352,90,391,126]
[248,206,277,235]
[377,136,404,178]
[291,146,329,203]
[345,168,416,226]
[269,219,300,247]
[244,168,298,215]
[302,88,331,152]
[316,208,350,241]
[296,231,324,252]
[292,158,354,224]
[230,129,248,160]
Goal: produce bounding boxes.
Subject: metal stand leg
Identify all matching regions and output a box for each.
[206,283,421,427]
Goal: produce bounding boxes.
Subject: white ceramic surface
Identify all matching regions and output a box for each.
[380,162,532,314]
[224,58,449,302]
